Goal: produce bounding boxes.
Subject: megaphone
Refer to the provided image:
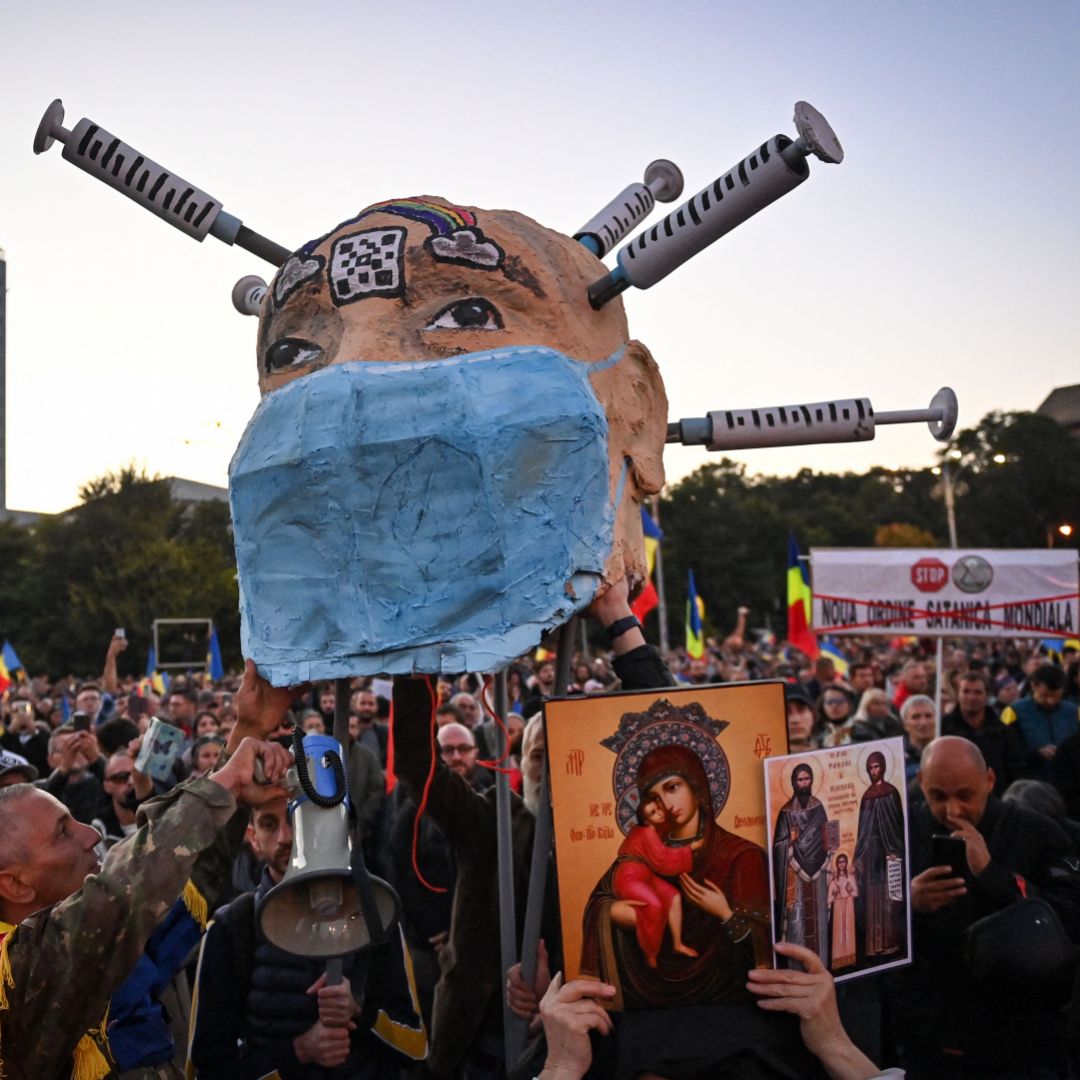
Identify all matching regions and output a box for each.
[257,733,399,957]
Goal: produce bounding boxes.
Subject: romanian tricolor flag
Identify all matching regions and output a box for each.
[632,507,663,621]
[786,534,819,660]
[685,570,705,659]
[0,656,10,695]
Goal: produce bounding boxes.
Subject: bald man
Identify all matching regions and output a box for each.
[887,736,1072,1078]
[436,722,481,786]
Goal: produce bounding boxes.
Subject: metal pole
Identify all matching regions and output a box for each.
[333,677,351,751]
[493,670,520,1069]
[653,497,671,655]
[934,638,944,737]
[514,617,577,1065]
[943,463,958,549]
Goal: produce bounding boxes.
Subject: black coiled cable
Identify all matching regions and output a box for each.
[292,728,347,808]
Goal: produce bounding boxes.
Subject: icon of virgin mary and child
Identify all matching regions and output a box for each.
[580,699,770,1009]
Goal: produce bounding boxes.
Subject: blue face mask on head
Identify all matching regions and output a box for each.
[229,344,629,683]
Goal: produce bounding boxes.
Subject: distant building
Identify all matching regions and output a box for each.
[1037,384,1080,438]
[0,477,228,528]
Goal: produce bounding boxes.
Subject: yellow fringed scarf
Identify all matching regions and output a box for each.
[0,920,16,1080]
[182,879,209,930]
[0,879,206,1080]
[72,1007,112,1080]
[1,918,112,1080]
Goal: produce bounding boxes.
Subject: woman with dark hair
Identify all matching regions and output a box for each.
[580,743,769,1009]
[814,685,857,747]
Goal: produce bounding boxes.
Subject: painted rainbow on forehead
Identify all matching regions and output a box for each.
[299,198,478,255]
[362,198,477,235]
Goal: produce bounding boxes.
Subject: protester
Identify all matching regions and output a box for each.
[899,695,935,783]
[852,689,901,738]
[890,661,929,711]
[784,684,816,753]
[189,793,427,1078]
[814,685,858,747]
[887,735,1073,1077]
[0,664,296,1079]
[940,670,1025,794]
[529,942,901,1080]
[1002,663,1080,781]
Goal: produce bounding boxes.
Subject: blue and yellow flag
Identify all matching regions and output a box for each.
[1,642,24,681]
[820,638,850,677]
[145,646,168,696]
[207,627,225,682]
[685,570,705,659]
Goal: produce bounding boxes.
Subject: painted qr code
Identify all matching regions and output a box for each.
[329,227,406,305]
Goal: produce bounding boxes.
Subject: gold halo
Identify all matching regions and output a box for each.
[777,756,821,801]
[856,741,894,783]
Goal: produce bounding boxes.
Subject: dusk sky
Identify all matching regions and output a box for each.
[3,1,1077,513]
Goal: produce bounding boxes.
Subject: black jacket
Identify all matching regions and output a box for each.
[940,705,1026,794]
[887,797,1071,1068]
[189,868,427,1079]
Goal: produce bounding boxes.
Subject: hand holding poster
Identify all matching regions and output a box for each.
[764,737,912,982]
[545,682,787,1010]
[812,548,1079,637]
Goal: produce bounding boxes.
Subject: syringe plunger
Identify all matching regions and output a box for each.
[589,101,843,308]
[575,159,684,258]
[34,99,291,267]
[617,136,808,292]
[669,388,958,451]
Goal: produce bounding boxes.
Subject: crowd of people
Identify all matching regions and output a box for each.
[0,605,1079,1079]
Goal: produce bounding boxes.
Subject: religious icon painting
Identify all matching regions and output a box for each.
[763,737,912,982]
[544,681,788,1011]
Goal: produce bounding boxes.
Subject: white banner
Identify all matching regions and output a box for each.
[811,548,1079,638]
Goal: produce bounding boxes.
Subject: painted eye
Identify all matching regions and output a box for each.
[425,298,503,331]
[264,337,323,374]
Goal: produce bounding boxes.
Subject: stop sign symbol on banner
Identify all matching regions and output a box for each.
[911,557,948,592]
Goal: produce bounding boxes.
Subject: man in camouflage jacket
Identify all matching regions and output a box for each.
[0,665,296,1080]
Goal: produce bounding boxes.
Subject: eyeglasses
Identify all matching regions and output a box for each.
[823,698,848,708]
[105,771,132,783]
[440,744,476,757]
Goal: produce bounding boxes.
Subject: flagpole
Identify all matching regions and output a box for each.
[652,496,670,656]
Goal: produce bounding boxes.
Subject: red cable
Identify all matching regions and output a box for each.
[476,675,517,774]
[411,676,448,894]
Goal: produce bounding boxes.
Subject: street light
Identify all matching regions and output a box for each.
[931,451,1008,548]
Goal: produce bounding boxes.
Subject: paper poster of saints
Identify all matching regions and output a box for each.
[545,682,787,1011]
[763,736,912,982]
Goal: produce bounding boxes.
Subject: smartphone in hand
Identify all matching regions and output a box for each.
[931,833,969,882]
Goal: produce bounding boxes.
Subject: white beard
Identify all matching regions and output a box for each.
[522,772,542,815]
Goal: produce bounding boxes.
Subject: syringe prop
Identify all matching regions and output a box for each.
[575,159,684,258]
[233,276,268,317]
[589,102,843,309]
[34,99,291,268]
[668,387,958,451]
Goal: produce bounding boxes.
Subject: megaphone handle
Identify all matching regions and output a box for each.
[325,957,343,987]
